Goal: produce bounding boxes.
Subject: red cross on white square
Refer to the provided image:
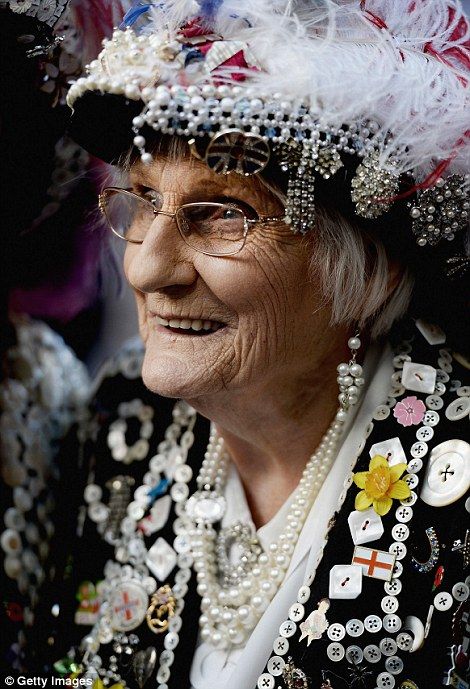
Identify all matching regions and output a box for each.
[352,546,396,582]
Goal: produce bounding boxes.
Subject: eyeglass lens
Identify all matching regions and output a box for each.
[103,190,247,256]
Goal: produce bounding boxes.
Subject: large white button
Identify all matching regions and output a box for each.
[348,508,384,545]
[434,591,453,611]
[329,564,362,599]
[446,397,470,421]
[267,657,285,677]
[420,440,470,507]
[370,437,407,466]
[279,620,297,638]
[257,673,274,689]
[402,362,436,394]
[273,636,289,655]
[288,602,305,621]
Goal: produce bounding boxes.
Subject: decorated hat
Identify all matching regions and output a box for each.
[67,0,469,252]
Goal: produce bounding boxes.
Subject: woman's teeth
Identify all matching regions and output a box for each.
[155,316,222,333]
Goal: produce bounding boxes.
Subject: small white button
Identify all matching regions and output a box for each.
[402,362,437,394]
[433,382,446,396]
[383,614,402,633]
[450,379,462,391]
[279,620,297,638]
[437,369,450,383]
[297,585,311,604]
[420,440,470,507]
[415,319,446,345]
[327,623,346,641]
[288,602,305,621]
[396,632,413,651]
[381,596,399,614]
[417,424,435,441]
[257,673,274,689]
[407,458,423,474]
[410,441,428,458]
[380,637,398,656]
[392,561,404,578]
[329,564,362,599]
[389,542,407,560]
[404,474,419,489]
[395,505,413,523]
[393,354,411,368]
[457,386,470,397]
[370,437,406,466]
[452,582,469,602]
[434,591,453,611]
[402,490,419,508]
[273,636,289,655]
[267,657,285,677]
[438,358,453,373]
[346,618,364,637]
[385,578,402,596]
[374,405,390,421]
[345,645,363,664]
[423,410,440,426]
[348,508,384,546]
[426,395,444,410]
[439,348,452,363]
[386,656,404,675]
[391,524,409,542]
[446,397,470,421]
[364,614,382,633]
[364,644,381,663]
[327,642,345,662]
[377,672,396,689]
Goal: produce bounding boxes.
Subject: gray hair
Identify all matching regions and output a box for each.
[113,142,414,340]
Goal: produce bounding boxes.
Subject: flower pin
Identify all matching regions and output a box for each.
[353,455,411,516]
[393,395,426,427]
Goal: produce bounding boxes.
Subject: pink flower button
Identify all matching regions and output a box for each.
[393,395,426,427]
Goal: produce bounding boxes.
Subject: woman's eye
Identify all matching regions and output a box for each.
[220,198,258,219]
[222,207,241,220]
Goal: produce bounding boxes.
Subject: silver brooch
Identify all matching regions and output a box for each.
[409,174,469,246]
[351,150,399,219]
[205,129,270,176]
[282,657,310,689]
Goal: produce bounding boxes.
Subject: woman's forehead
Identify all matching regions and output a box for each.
[130,155,269,199]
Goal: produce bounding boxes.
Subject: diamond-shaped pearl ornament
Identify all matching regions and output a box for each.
[401,362,437,395]
[329,564,363,599]
[348,508,384,545]
[146,537,177,580]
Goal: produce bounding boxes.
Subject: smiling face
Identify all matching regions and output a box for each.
[123,151,343,406]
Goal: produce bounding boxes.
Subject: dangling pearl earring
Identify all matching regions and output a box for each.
[337,331,365,413]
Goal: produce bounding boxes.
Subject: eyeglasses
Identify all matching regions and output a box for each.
[98,187,286,257]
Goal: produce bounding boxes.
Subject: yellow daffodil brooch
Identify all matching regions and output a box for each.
[353,455,411,516]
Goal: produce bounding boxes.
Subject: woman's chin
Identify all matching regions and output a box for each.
[141,350,217,400]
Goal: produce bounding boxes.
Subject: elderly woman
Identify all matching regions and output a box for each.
[48,1,469,688]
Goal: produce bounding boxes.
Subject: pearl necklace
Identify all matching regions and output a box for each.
[185,411,347,648]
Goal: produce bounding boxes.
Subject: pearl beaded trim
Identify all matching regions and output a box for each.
[186,413,348,649]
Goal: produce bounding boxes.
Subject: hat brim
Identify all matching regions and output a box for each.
[68,91,145,164]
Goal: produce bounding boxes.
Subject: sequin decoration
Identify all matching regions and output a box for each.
[410,527,440,574]
[409,175,469,247]
[282,657,310,689]
[351,151,399,219]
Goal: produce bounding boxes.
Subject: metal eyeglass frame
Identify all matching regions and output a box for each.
[99,187,286,257]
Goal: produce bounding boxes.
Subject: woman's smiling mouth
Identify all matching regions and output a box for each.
[152,314,226,335]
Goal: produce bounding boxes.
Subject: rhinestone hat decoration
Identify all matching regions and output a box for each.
[67,0,470,244]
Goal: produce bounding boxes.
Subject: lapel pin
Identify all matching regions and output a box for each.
[352,546,396,582]
[299,599,330,646]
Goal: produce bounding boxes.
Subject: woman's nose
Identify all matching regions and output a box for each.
[125,209,197,293]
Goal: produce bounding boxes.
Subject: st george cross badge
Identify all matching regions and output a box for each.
[352,546,396,582]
